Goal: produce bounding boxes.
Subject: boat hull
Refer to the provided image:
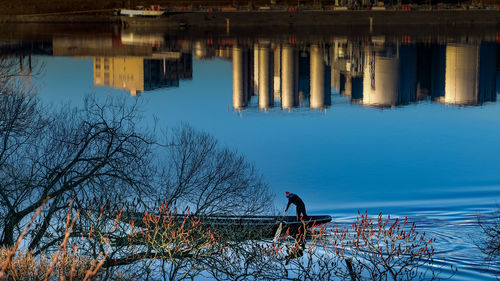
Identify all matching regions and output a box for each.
[125,214,332,240]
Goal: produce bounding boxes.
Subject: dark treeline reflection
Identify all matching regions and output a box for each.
[1,31,499,108]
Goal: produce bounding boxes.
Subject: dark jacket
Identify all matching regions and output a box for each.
[285,193,305,212]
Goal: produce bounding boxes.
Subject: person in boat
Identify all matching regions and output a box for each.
[285,192,308,221]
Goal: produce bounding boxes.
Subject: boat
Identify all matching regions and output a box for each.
[118,6,165,17]
[201,215,333,239]
[124,213,332,240]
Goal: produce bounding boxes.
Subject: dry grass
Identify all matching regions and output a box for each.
[0,200,108,281]
[0,248,102,281]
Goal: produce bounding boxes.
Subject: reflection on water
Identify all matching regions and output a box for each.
[3,30,498,107]
[93,55,192,95]
[233,40,497,111]
[1,27,500,280]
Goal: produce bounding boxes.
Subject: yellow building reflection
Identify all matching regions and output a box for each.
[93,54,192,96]
[94,57,144,96]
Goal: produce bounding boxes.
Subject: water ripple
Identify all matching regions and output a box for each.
[321,203,500,280]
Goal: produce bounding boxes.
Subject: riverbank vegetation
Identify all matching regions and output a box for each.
[0,204,452,280]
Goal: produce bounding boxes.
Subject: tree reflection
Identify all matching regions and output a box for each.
[0,86,273,278]
[160,124,271,216]
[0,54,42,90]
[477,208,500,275]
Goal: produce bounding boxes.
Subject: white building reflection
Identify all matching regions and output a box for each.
[362,44,417,107]
[362,47,399,107]
[444,43,479,105]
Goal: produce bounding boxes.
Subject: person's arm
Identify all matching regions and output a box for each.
[285,198,292,212]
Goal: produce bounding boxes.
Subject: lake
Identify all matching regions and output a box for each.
[2,23,500,280]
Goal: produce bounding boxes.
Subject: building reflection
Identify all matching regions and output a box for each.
[443,42,496,105]
[93,54,192,96]
[231,38,498,112]
[232,45,251,110]
[0,31,497,108]
[362,46,400,107]
[310,44,331,109]
[48,32,194,95]
[361,44,417,107]
[281,44,299,110]
[258,44,274,110]
[415,43,446,101]
[332,38,363,102]
[232,43,333,111]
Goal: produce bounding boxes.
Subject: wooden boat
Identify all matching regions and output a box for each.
[200,215,332,239]
[125,213,332,240]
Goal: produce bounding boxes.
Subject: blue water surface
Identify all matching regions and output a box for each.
[30,41,500,280]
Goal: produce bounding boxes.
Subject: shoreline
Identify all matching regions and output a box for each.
[0,10,499,27]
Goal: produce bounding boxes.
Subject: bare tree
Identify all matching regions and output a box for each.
[0,55,34,87]
[0,93,155,252]
[75,124,274,279]
[159,124,273,216]
[0,69,272,278]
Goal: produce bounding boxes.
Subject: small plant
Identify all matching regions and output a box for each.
[79,204,221,280]
[128,206,220,261]
[329,211,450,280]
[0,248,102,281]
